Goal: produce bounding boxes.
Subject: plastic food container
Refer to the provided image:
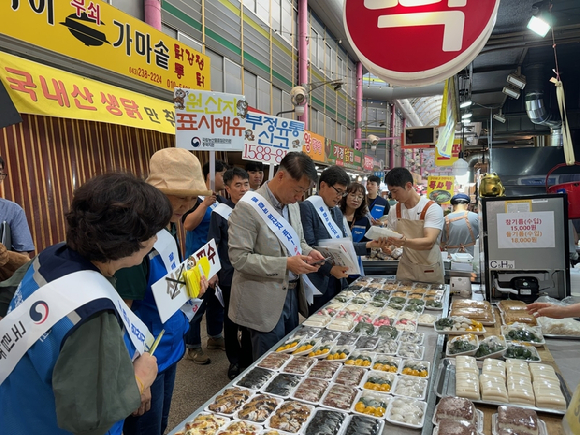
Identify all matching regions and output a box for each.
[394,318,418,332]
[307,341,333,359]
[302,408,347,435]
[446,333,479,357]
[257,352,292,370]
[281,355,316,375]
[362,370,397,394]
[352,390,393,418]
[236,367,275,390]
[175,412,230,435]
[275,338,302,353]
[392,376,428,400]
[400,360,431,378]
[307,360,342,380]
[375,338,399,355]
[216,420,262,435]
[290,376,329,405]
[320,383,359,411]
[372,355,402,373]
[262,373,302,399]
[398,331,425,345]
[235,393,282,423]
[206,387,254,417]
[354,335,380,350]
[345,350,375,368]
[386,397,427,429]
[325,345,354,362]
[396,342,425,360]
[342,414,385,435]
[264,400,313,434]
[334,365,366,388]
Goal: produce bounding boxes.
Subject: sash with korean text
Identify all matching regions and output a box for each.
[212,203,233,221]
[0,271,154,385]
[306,195,343,239]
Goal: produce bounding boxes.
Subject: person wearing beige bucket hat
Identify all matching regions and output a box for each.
[117,147,210,435]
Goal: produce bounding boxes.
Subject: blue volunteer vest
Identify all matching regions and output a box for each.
[130,235,189,373]
[0,244,129,435]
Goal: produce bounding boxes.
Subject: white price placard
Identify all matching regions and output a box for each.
[497,211,555,249]
[174,88,246,151]
[243,110,304,163]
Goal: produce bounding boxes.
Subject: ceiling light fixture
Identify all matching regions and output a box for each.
[452,151,469,177]
[502,85,521,99]
[462,112,473,119]
[527,14,551,37]
[460,100,472,109]
[493,110,506,123]
[507,72,526,89]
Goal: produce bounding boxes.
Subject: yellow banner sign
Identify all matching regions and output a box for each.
[0,51,175,134]
[435,139,461,166]
[303,131,326,162]
[426,175,455,204]
[1,0,210,92]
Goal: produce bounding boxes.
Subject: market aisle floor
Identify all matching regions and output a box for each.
[166,318,231,434]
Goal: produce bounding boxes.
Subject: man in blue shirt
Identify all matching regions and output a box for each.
[0,156,34,254]
[182,160,229,364]
[366,174,390,224]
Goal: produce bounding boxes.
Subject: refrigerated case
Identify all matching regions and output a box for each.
[481,193,570,302]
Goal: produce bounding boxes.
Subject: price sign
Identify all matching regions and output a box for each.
[497,212,555,249]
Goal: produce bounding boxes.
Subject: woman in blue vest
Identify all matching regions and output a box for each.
[0,173,168,435]
[120,148,211,435]
[341,182,372,281]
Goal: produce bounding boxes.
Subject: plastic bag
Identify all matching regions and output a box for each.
[533,295,565,305]
[364,226,403,240]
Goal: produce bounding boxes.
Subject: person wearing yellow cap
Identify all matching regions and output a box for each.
[441,193,479,257]
[118,148,210,435]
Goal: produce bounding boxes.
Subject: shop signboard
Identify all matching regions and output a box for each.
[344,0,501,87]
[1,0,210,92]
[327,141,363,170]
[426,175,454,204]
[435,139,461,166]
[174,89,246,151]
[303,131,326,163]
[242,109,305,164]
[0,51,175,134]
[363,155,374,171]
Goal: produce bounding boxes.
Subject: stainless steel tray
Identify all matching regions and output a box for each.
[543,333,580,340]
[433,358,571,415]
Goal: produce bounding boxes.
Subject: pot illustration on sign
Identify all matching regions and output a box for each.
[60,14,109,47]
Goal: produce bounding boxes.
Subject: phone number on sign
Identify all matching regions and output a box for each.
[128,67,162,84]
[243,145,287,164]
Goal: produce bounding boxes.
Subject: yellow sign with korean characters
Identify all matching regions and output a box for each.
[426,175,455,204]
[0,51,176,134]
[1,0,210,92]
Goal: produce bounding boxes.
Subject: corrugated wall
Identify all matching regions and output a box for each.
[0,115,223,254]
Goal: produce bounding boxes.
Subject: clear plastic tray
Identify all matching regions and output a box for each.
[434,317,486,335]
[274,337,303,353]
[336,332,359,346]
[325,345,354,363]
[262,373,302,399]
[289,339,319,356]
[235,367,276,390]
[375,338,399,355]
[362,370,398,394]
[392,376,429,400]
[352,390,393,419]
[446,333,479,357]
[306,341,333,359]
[504,342,542,363]
[354,335,380,350]
[501,323,546,347]
[396,342,425,360]
[394,318,418,332]
[492,413,547,435]
[280,355,316,375]
[386,397,427,429]
[417,312,441,326]
[216,420,262,435]
[475,335,507,360]
[257,351,292,371]
[307,360,342,380]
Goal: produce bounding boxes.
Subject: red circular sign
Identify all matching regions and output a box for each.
[344,0,500,86]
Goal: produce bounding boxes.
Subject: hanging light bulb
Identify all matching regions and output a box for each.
[452,150,469,178]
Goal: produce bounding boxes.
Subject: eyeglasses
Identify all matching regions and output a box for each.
[330,185,347,197]
[0,172,7,180]
[348,193,364,201]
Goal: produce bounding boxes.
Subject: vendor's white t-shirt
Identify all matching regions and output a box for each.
[387,196,444,234]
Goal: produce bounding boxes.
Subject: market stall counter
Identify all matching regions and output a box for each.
[168,277,448,435]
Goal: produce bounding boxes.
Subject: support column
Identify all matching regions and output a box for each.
[355,62,363,140]
[390,103,395,169]
[144,0,161,30]
[298,0,308,130]
[401,118,407,168]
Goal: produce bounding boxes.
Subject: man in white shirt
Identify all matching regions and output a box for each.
[385,168,445,284]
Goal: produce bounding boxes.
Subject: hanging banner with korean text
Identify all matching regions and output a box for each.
[242,108,305,164]
[436,139,461,167]
[151,239,221,324]
[436,79,457,158]
[344,0,501,87]
[327,142,363,170]
[174,89,246,151]
[497,212,555,249]
[0,51,175,134]
[303,131,326,163]
[426,175,454,204]
[1,0,210,92]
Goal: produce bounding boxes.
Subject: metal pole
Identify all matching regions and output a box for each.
[489,110,493,173]
[209,151,215,192]
[269,163,276,180]
[355,62,363,141]
[298,0,308,130]
[390,103,395,168]
[401,118,407,168]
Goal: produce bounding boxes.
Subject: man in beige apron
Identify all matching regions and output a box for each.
[384,168,445,284]
[441,193,479,256]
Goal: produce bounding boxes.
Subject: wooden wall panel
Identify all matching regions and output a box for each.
[0,114,225,255]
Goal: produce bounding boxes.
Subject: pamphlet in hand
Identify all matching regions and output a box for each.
[315,238,361,276]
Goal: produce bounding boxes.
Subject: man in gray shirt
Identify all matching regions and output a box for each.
[441,193,479,256]
[0,156,34,253]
